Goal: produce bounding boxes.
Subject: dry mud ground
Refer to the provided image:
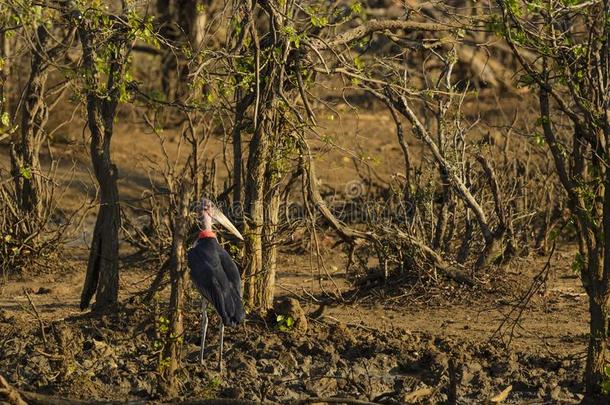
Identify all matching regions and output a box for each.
[0,105,601,404]
[0,246,593,404]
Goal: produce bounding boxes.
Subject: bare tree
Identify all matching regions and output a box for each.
[229,1,299,311]
[232,0,504,308]
[158,155,193,396]
[10,24,74,217]
[497,0,610,396]
[74,5,131,311]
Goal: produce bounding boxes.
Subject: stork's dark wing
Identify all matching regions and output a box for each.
[217,244,243,298]
[187,238,245,327]
[216,244,245,324]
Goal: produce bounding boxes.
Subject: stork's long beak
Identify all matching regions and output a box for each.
[210,208,244,241]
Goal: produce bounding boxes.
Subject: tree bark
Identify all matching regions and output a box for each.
[80,85,121,310]
[232,93,254,209]
[585,286,609,395]
[178,0,208,49]
[157,0,177,100]
[260,175,280,310]
[158,0,209,101]
[10,25,52,217]
[243,115,271,310]
[160,183,190,395]
[240,1,291,312]
[0,30,10,120]
[584,169,610,395]
[82,173,120,310]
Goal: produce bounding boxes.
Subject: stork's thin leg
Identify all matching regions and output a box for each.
[200,300,208,366]
[218,323,224,372]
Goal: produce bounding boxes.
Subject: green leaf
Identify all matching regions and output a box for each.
[519,73,535,87]
[354,55,365,71]
[548,228,560,242]
[535,116,550,126]
[350,2,362,14]
[1,112,9,127]
[572,253,584,274]
[276,314,285,323]
[285,316,294,327]
[532,131,545,146]
[20,166,31,180]
[310,15,328,28]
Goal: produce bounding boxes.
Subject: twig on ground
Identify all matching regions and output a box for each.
[24,288,47,347]
[289,398,382,405]
[324,315,378,332]
[489,230,560,347]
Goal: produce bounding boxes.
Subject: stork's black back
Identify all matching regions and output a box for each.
[187,237,245,327]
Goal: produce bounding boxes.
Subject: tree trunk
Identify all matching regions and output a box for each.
[0,30,10,119]
[157,0,177,100]
[243,115,271,311]
[432,171,450,250]
[260,181,280,310]
[77,20,127,311]
[11,25,51,217]
[160,194,189,396]
[239,0,290,313]
[232,93,252,208]
[80,124,121,310]
[585,281,609,395]
[246,112,282,311]
[585,171,610,395]
[158,0,208,101]
[178,0,208,49]
[475,237,503,269]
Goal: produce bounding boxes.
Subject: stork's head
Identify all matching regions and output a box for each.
[201,197,244,241]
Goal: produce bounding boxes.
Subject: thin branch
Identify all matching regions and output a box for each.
[306,20,455,51]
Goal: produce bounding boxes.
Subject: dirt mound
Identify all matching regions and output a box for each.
[0,299,589,404]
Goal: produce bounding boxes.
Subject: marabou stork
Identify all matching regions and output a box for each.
[187,198,245,370]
